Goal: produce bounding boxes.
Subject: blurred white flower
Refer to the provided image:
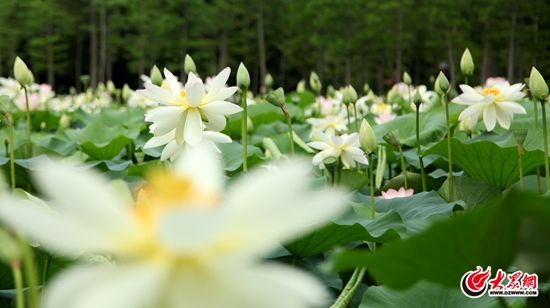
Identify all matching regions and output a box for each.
[374,112,396,124]
[484,77,508,88]
[452,83,526,131]
[138,68,241,147]
[0,145,347,308]
[307,110,348,136]
[308,132,368,169]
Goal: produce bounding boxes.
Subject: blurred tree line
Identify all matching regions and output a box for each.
[0,0,548,93]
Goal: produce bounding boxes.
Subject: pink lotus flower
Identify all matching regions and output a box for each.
[380,187,414,199]
[375,112,396,124]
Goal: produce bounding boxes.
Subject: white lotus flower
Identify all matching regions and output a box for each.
[452,83,526,131]
[138,68,242,147]
[144,129,231,161]
[307,110,348,136]
[0,146,347,308]
[308,132,368,169]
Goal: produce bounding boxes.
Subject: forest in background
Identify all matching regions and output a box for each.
[0,0,548,93]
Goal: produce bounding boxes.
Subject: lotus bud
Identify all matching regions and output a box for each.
[122,84,131,101]
[237,62,250,90]
[150,65,163,87]
[460,48,474,76]
[383,130,401,148]
[266,87,285,108]
[107,81,116,93]
[309,72,322,94]
[342,85,358,105]
[264,73,274,89]
[435,71,450,95]
[413,89,423,107]
[363,83,371,94]
[59,113,70,129]
[529,67,548,101]
[184,54,197,74]
[13,57,34,87]
[403,71,412,85]
[326,85,336,98]
[296,80,305,93]
[359,119,377,154]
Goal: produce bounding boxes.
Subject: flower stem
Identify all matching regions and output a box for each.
[241,89,248,171]
[4,114,16,189]
[281,106,295,155]
[398,145,408,189]
[23,86,32,157]
[534,101,542,192]
[346,104,352,130]
[443,94,454,200]
[464,75,469,86]
[353,103,359,132]
[540,101,550,192]
[517,144,524,190]
[369,153,375,220]
[42,254,52,284]
[19,239,39,308]
[415,107,427,191]
[330,267,366,308]
[11,261,25,308]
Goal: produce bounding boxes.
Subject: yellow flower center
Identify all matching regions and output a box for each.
[482,87,501,97]
[178,90,190,108]
[132,169,219,228]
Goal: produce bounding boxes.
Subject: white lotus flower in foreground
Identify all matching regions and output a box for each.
[452,83,526,131]
[308,132,368,169]
[0,146,347,308]
[138,68,241,147]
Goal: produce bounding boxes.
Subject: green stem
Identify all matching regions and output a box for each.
[19,240,39,308]
[540,101,550,192]
[282,106,295,155]
[42,254,52,284]
[398,145,408,189]
[11,261,25,308]
[353,103,359,132]
[415,107,427,191]
[464,75,469,86]
[6,115,15,189]
[346,104,352,130]
[241,89,248,171]
[518,144,524,190]
[533,100,539,129]
[443,94,454,200]
[369,153,375,220]
[330,268,366,308]
[23,87,32,157]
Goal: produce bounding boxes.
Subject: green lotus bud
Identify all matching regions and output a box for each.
[184,54,197,74]
[122,84,131,101]
[0,229,22,263]
[107,81,116,93]
[403,71,412,85]
[296,80,306,93]
[359,119,377,154]
[342,85,358,105]
[435,71,450,95]
[529,67,548,101]
[59,113,70,129]
[266,87,285,108]
[363,83,371,94]
[13,57,34,87]
[413,89,423,107]
[150,65,163,87]
[264,73,274,89]
[383,130,401,148]
[309,71,322,94]
[237,62,250,89]
[460,48,474,76]
[326,85,336,98]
